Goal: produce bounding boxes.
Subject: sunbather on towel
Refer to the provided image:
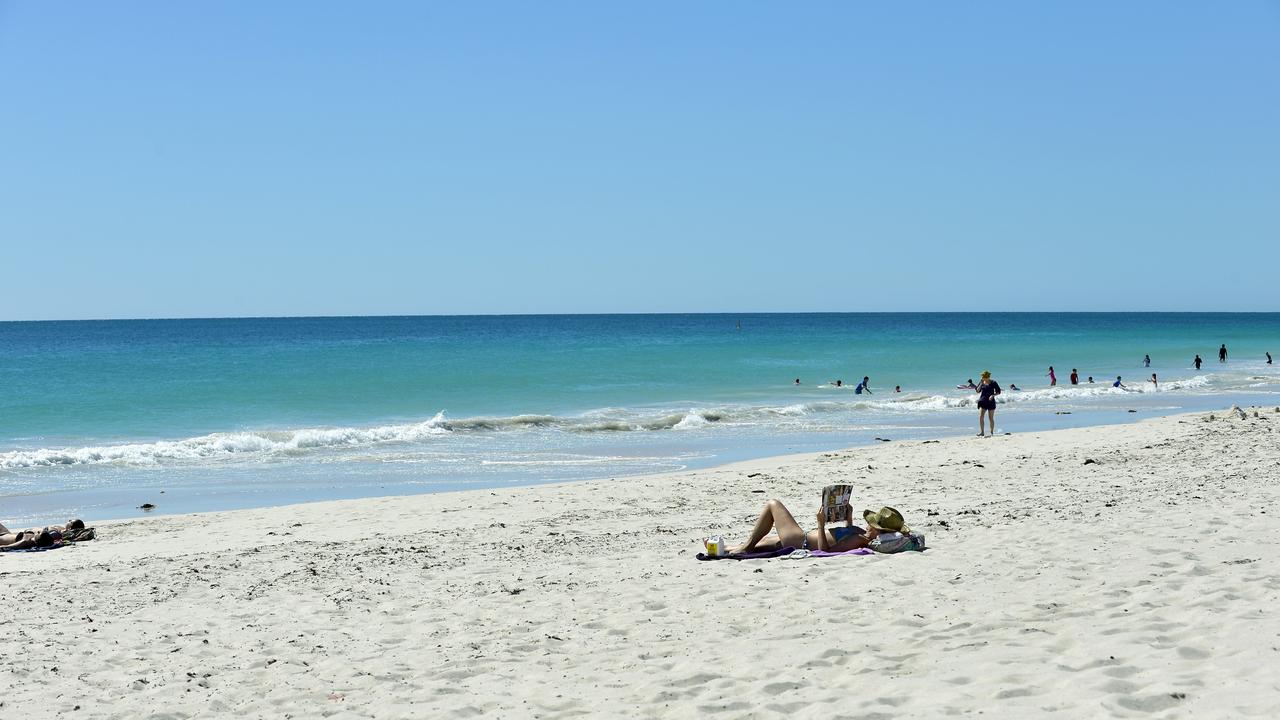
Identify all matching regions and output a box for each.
[1,518,85,551]
[730,499,869,554]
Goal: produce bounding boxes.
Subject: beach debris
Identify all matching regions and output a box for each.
[1127,409,1137,413]
[922,440,939,444]
[1055,411,1072,415]
[747,472,765,478]
[1170,693,1187,700]
[972,463,984,468]
[1222,558,1259,565]
[751,489,765,493]
[958,508,981,515]
[1083,458,1099,465]
[926,509,940,516]
[874,437,892,442]
[139,503,156,511]
[753,568,764,573]
[1206,414,1215,421]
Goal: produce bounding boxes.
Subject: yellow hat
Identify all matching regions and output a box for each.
[981,370,991,379]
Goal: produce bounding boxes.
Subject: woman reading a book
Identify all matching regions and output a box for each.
[729,498,868,554]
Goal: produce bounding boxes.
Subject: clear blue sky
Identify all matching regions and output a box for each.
[1,2,1277,319]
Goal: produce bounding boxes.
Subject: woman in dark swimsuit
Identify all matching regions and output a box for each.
[975,370,1001,437]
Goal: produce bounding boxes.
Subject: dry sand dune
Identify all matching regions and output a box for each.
[3,408,1279,718]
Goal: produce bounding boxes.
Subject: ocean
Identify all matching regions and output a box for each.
[2,313,1277,525]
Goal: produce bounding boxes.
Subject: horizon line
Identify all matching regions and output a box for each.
[3,310,1279,324]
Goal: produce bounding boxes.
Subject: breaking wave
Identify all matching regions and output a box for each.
[1,372,1271,470]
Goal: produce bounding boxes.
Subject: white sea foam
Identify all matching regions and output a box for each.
[2,371,1273,470]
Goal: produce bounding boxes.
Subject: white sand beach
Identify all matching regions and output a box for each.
[3,408,1279,718]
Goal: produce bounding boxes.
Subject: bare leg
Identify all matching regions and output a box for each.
[733,499,807,553]
[977,408,987,436]
[987,408,996,436]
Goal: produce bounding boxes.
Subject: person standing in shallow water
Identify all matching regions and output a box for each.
[1046,366,1056,386]
[1194,355,1202,370]
[1268,352,1273,365]
[1144,354,1151,368]
[1070,369,1079,385]
[1219,344,1228,363]
[975,370,1001,437]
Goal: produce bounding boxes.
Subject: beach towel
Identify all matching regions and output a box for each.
[696,546,874,561]
[696,546,797,561]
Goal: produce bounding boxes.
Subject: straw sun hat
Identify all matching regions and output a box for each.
[863,506,909,533]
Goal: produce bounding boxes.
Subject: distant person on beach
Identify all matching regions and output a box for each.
[975,370,1001,437]
[1194,355,1202,370]
[1046,366,1056,386]
[1268,352,1273,365]
[1070,369,1079,385]
[1144,354,1151,368]
[1149,373,1158,388]
[0,519,85,551]
[855,376,872,395]
[1113,376,1125,388]
[894,385,901,393]
[1219,344,1228,363]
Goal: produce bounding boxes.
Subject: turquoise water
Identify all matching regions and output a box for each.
[2,313,1277,525]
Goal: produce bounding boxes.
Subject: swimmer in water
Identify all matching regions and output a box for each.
[1070,369,1079,385]
[1149,373,1158,388]
[1194,355,1202,370]
[894,385,901,393]
[1087,376,1095,383]
[1046,366,1057,387]
[1113,376,1125,388]
[795,378,801,385]
[855,376,872,395]
[835,379,842,387]
[1009,383,1020,391]
[1144,354,1151,368]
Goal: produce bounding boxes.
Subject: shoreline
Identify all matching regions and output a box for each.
[9,397,1278,527]
[5,406,1280,717]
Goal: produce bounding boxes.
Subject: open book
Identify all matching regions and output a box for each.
[821,484,853,523]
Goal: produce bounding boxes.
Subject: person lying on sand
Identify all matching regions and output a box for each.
[1,519,86,551]
[729,501,921,555]
[730,499,868,554]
